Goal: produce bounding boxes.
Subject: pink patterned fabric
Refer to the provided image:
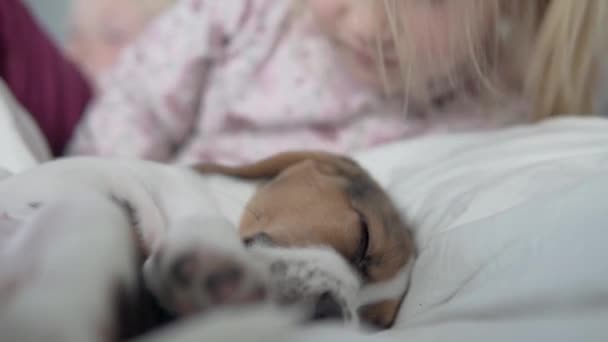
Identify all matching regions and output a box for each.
[69,0,517,165]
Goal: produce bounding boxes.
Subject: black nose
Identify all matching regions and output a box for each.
[311,292,344,321]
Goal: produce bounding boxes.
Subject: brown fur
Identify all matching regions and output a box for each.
[195,151,415,328]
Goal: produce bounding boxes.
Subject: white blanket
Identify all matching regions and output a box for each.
[358,118,608,341]
[0,81,50,174]
[2,80,608,341]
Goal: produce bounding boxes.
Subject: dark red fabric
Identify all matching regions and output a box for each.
[0,0,92,156]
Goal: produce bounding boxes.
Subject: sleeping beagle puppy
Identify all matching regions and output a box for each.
[0,151,414,341]
[195,151,416,328]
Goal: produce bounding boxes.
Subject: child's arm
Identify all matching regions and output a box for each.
[69,0,256,161]
[0,0,93,157]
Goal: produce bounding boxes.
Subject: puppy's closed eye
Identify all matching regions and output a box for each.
[352,211,371,279]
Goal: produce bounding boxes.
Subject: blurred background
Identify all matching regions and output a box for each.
[18,0,608,112]
[24,0,70,42]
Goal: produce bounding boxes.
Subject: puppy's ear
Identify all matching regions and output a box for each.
[192,151,360,180]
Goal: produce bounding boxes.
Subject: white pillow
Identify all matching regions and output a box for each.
[356,117,608,243]
[0,80,51,173]
[355,117,608,341]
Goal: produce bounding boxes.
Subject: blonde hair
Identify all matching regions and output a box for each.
[525,0,608,119]
[382,0,608,120]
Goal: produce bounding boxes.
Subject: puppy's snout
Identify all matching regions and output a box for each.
[311,292,344,321]
[204,267,243,302]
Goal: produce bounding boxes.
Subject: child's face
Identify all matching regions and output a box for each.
[307,0,494,97]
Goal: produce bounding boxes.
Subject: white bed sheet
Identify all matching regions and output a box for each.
[355,117,608,341]
[2,79,608,341]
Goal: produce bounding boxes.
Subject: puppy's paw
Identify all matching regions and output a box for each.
[143,218,268,315]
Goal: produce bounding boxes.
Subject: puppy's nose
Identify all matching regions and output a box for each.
[311,292,344,321]
[204,267,243,302]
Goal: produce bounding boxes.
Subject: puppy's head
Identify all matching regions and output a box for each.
[195,152,415,328]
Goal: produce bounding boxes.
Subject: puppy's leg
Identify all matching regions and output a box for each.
[0,192,139,342]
